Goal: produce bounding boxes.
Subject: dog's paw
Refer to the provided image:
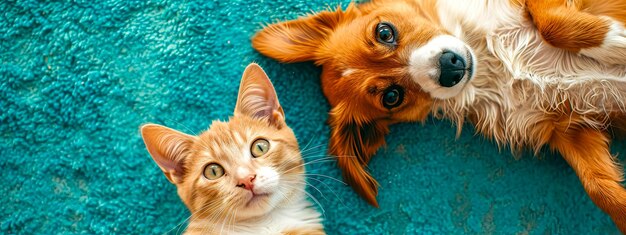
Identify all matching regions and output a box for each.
[579,18,626,65]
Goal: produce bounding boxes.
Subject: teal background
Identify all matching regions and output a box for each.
[1,0,624,234]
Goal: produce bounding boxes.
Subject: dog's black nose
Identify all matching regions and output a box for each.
[438,51,466,87]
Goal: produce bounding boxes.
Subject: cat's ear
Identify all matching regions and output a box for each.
[234,63,285,128]
[140,124,196,184]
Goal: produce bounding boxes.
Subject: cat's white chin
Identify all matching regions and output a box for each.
[237,167,305,219]
[238,184,300,219]
[236,191,276,219]
[244,193,270,207]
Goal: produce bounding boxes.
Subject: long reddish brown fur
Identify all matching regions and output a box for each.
[252,0,626,231]
[523,3,626,229]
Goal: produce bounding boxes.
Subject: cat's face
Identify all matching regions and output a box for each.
[141,63,304,221]
[183,116,303,219]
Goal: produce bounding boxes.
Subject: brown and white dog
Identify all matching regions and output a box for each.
[252,0,626,231]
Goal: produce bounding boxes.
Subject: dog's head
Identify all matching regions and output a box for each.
[252,0,475,206]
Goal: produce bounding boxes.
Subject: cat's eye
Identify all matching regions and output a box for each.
[203,163,225,180]
[251,139,270,158]
[376,22,397,45]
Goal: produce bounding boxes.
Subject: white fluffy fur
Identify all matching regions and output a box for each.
[186,193,322,235]
[580,18,626,65]
[432,0,626,150]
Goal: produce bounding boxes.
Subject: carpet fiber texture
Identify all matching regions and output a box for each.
[1,0,625,234]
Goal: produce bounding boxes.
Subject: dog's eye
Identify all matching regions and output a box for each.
[376,23,396,45]
[382,86,404,109]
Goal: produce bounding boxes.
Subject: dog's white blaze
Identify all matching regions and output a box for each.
[408,35,472,99]
[342,68,356,77]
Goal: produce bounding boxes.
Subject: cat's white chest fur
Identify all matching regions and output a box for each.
[240,199,322,234]
[186,197,323,235]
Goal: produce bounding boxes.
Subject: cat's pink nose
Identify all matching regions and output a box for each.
[236,174,256,191]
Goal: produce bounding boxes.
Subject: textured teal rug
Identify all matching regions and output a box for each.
[1,0,625,234]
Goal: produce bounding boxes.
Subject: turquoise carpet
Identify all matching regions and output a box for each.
[1,0,625,234]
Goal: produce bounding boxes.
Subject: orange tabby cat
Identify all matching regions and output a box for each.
[140,64,325,235]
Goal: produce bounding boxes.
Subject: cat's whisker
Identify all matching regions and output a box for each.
[193,199,229,235]
[197,201,228,234]
[273,172,347,189]
[300,149,332,160]
[282,159,337,174]
[285,178,345,209]
[170,214,191,235]
[222,202,237,235]
[305,177,351,209]
[300,136,319,155]
[209,204,230,235]
[217,205,232,235]
[281,184,326,218]
[272,148,325,171]
[279,185,297,205]
[216,199,238,234]
[224,209,233,235]
[217,209,227,235]
[300,154,357,161]
[170,212,194,235]
[301,153,357,159]
[279,173,351,210]
[170,201,217,235]
[294,156,340,167]
[185,201,223,235]
[229,207,239,234]
[300,144,326,156]
[274,153,356,175]
[301,142,324,150]
[274,152,333,173]
[300,153,334,161]
[302,173,348,185]
[274,154,309,172]
[299,179,329,202]
[283,156,357,174]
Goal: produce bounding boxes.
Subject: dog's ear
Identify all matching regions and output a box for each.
[252,4,358,63]
[327,104,390,207]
